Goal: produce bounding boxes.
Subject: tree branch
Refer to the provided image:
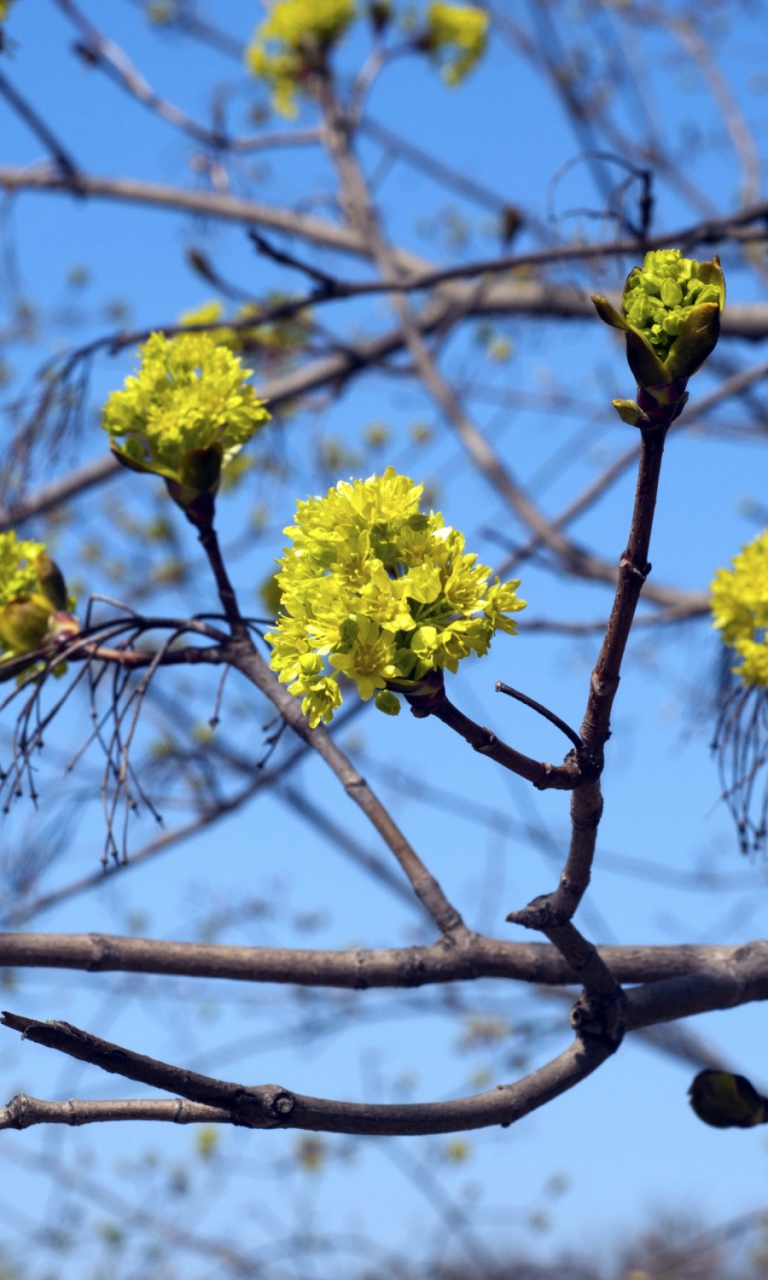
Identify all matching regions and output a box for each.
[228,638,465,936]
[0,1010,611,1135]
[0,929,751,988]
[0,1092,231,1130]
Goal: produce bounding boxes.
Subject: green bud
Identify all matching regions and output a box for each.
[178,445,223,494]
[374,690,401,716]
[689,1070,767,1129]
[663,302,721,383]
[624,327,669,390]
[592,250,725,397]
[0,596,51,656]
[611,400,645,427]
[259,572,283,616]
[34,553,68,612]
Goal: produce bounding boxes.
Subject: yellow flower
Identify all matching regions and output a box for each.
[267,468,525,721]
[712,529,768,688]
[102,332,270,518]
[245,0,356,117]
[425,3,488,85]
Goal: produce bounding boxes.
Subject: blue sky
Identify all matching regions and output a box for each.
[1,1,768,1274]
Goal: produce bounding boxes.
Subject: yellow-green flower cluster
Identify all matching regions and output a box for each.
[245,0,356,117]
[267,468,525,727]
[712,529,768,688]
[0,532,78,668]
[425,3,488,85]
[622,250,724,364]
[592,250,725,418]
[102,331,270,505]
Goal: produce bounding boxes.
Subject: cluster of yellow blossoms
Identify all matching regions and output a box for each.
[101,331,270,511]
[712,529,768,688]
[246,0,355,117]
[267,468,525,727]
[425,2,488,85]
[245,0,488,116]
[0,532,77,671]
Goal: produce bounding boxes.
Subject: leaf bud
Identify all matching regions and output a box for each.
[689,1070,768,1129]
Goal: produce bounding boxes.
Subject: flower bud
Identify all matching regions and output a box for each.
[0,533,78,674]
[592,250,725,417]
[0,597,51,657]
[34,552,69,611]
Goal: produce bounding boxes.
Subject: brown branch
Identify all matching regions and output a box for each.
[405,677,584,791]
[0,69,80,179]
[506,423,670,988]
[625,940,768,1031]
[0,1093,231,1130]
[0,929,750,987]
[0,454,120,531]
[197,525,244,633]
[54,0,321,156]
[1,164,768,337]
[7,939,768,1135]
[511,424,669,939]
[229,638,463,936]
[0,165,396,260]
[0,1010,610,1135]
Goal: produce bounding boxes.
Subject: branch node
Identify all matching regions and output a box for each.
[590,672,620,699]
[570,990,627,1053]
[620,555,651,582]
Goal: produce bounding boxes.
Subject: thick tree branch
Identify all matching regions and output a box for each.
[0,929,750,987]
[6,940,768,1135]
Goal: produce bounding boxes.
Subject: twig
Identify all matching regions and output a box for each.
[229,638,464,936]
[495,681,583,750]
[248,229,338,288]
[0,1093,231,1130]
[0,70,81,179]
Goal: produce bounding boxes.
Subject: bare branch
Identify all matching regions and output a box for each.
[0,1010,611,1135]
[0,1092,231,1130]
[0,929,752,987]
[228,638,464,936]
[0,69,80,178]
[53,0,321,155]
